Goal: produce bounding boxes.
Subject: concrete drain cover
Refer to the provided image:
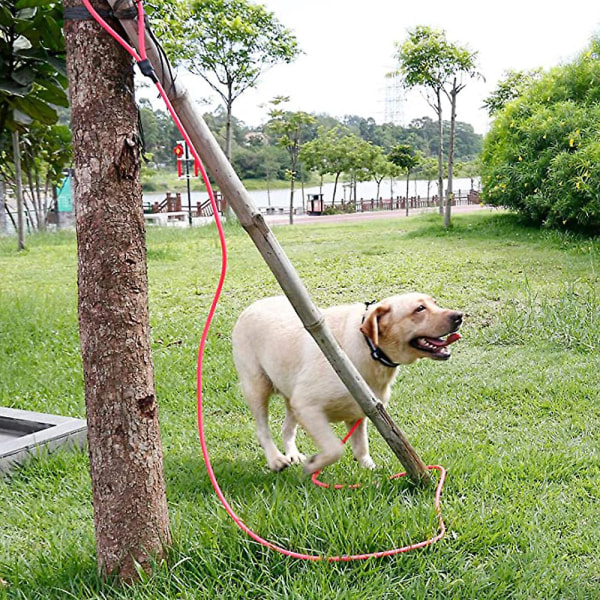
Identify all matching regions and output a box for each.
[0,407,87,475]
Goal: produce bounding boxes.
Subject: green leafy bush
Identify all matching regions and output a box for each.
[481,40,600,231]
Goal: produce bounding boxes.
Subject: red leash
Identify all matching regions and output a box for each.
[80,0,447,560]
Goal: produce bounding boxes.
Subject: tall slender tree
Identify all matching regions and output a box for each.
[391,26,480,226]
[63,0,171,581]
[389,144,419,216]
[391,27,448,216]
[268,97,315,224]
[441,67,481,227]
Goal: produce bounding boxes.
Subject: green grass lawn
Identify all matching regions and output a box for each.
[0,211,598,599]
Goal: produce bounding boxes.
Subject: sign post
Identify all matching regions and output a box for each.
[173,141,195,225]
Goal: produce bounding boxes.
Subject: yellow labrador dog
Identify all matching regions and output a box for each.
[232,293,462,474]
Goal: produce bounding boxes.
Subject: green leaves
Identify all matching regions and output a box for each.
[267,99,315,164]
[0,0,67,134]
[389,143,419,172]
[150,0,300,104]
[11,66,36,87]
[392,26,479,97]
[16,95,57,124]
[481,39,600,231]
[0,78,32,97]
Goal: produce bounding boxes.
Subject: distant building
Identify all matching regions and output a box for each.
[381,72,406,126]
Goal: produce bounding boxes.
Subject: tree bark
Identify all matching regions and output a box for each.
[436,89,444,216]
[63,0,171,581]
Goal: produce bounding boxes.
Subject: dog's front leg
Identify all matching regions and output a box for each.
[346,419,376,469]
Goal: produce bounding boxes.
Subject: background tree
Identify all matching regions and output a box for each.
[344,137,381,205]
[267,97,315,224]
[153,0,299,162]
[299,126,369,205]
[138,98,483,191]
[392,26,480,226]
[366,146,392,201]
[300,125,345,205]
[0,122,72,231]
[64,0,171,580]
[299,126,330,198]
[391,26,449,215]
[389,144,420,215]
[441,48,481,228]
[416,154,439,199]
[0,0,68,247]
[482,69,542,116]
[456,156,481,190]
[481,38,600,231]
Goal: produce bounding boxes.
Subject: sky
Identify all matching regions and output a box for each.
[172,0,600,134]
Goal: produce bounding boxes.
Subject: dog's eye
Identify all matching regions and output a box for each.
[415,305,426,313]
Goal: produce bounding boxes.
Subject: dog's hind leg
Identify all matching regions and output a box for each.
[282,404,306,466]
[241,373,292,472]
[293,405,344,474]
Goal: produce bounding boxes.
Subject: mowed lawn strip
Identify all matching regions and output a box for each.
[0,211,598,599]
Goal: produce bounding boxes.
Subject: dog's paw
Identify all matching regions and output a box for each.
[303,454,321,475]
[286,450,306,465]
[359,455,377,470]
[267,452,292,472]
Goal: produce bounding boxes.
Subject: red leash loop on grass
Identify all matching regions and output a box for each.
[81,0,448,560]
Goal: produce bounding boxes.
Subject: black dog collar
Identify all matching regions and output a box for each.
[362,301,400,368]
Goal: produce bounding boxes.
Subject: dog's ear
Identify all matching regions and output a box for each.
[360,304,391,347]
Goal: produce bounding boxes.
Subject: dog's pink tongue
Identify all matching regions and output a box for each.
[446,333,461,345]
[426,333,461,347]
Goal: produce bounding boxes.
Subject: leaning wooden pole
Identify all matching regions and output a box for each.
[109,1,430,486]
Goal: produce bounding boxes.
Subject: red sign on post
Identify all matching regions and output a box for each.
[174,140,200,180]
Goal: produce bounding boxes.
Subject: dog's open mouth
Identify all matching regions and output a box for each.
[410,332,461,360]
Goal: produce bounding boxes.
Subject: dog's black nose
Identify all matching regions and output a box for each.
[451,311,463,326]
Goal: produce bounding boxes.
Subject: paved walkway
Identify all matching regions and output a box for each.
[263,203,489,226]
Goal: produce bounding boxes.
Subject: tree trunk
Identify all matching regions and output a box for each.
[436,89,444,216]
[12,130,25,250]
[224,94,236,223]
[0,180,6,235]
[332,172,340,205]
[225,101,232,161]
[289,176,295,225]
[63,0,171,581]
[405,170,410,217]
[445,81,457,229]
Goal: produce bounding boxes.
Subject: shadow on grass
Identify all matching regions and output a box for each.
[164,453,312,503]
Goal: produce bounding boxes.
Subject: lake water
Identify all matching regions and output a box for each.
[144,177,480,211]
